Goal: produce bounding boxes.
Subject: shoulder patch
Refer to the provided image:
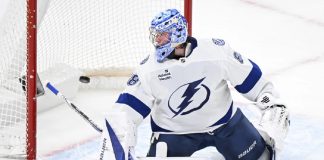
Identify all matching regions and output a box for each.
[140,55,150,65]
[212,38,225,46]
[233,51,244,64]
[127,74,139,86]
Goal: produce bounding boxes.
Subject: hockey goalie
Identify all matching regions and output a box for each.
[98,9,290,160]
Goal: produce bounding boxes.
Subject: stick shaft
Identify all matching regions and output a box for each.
[46,82,103,133]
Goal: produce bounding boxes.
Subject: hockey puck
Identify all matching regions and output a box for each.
[79,76,90,83]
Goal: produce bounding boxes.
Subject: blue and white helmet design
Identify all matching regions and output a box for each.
[149,9,188,62]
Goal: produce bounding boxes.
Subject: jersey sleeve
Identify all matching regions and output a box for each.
[221,44,278,101]
[110,71,155,126]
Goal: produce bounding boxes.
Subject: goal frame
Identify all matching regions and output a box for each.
[25,0,192,159]
[27,0,37,159]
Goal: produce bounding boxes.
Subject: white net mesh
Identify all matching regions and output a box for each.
[0,0,188,158]
[0,0,28,158]
[38,0,185,76]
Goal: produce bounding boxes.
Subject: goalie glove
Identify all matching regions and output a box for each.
[256,93,290,151]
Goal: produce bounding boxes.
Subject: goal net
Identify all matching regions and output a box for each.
[0,0,191,159]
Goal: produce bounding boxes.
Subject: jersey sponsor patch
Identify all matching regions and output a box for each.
[127,74,139,86]
[212,38,225,46]
[158,69,172,81]
[233,51,244,64]
[140,55,150,65]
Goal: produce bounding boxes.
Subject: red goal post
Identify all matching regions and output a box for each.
[26,0,37,159]
[0,0,192,159]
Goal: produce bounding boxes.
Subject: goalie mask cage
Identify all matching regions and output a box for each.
[0,0,192,159]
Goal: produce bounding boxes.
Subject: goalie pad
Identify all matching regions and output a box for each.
[256,93,290,151]
[98,110,137,160]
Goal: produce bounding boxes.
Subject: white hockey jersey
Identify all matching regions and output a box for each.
[112,37,276,134]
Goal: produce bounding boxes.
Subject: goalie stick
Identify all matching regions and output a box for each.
[46,82,103,133]
[46,82,134,160]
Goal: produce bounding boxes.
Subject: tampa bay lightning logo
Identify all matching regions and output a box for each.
[168,77,210,118]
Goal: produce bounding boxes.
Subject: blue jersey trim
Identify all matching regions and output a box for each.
[234,59,262,94]
[209,101,233,127]
[116,93,151,118]
[151,116,172,132]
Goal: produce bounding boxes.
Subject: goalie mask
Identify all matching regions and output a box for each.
[149,9,188,62]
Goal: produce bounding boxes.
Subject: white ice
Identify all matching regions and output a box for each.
[2,0,323,159]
